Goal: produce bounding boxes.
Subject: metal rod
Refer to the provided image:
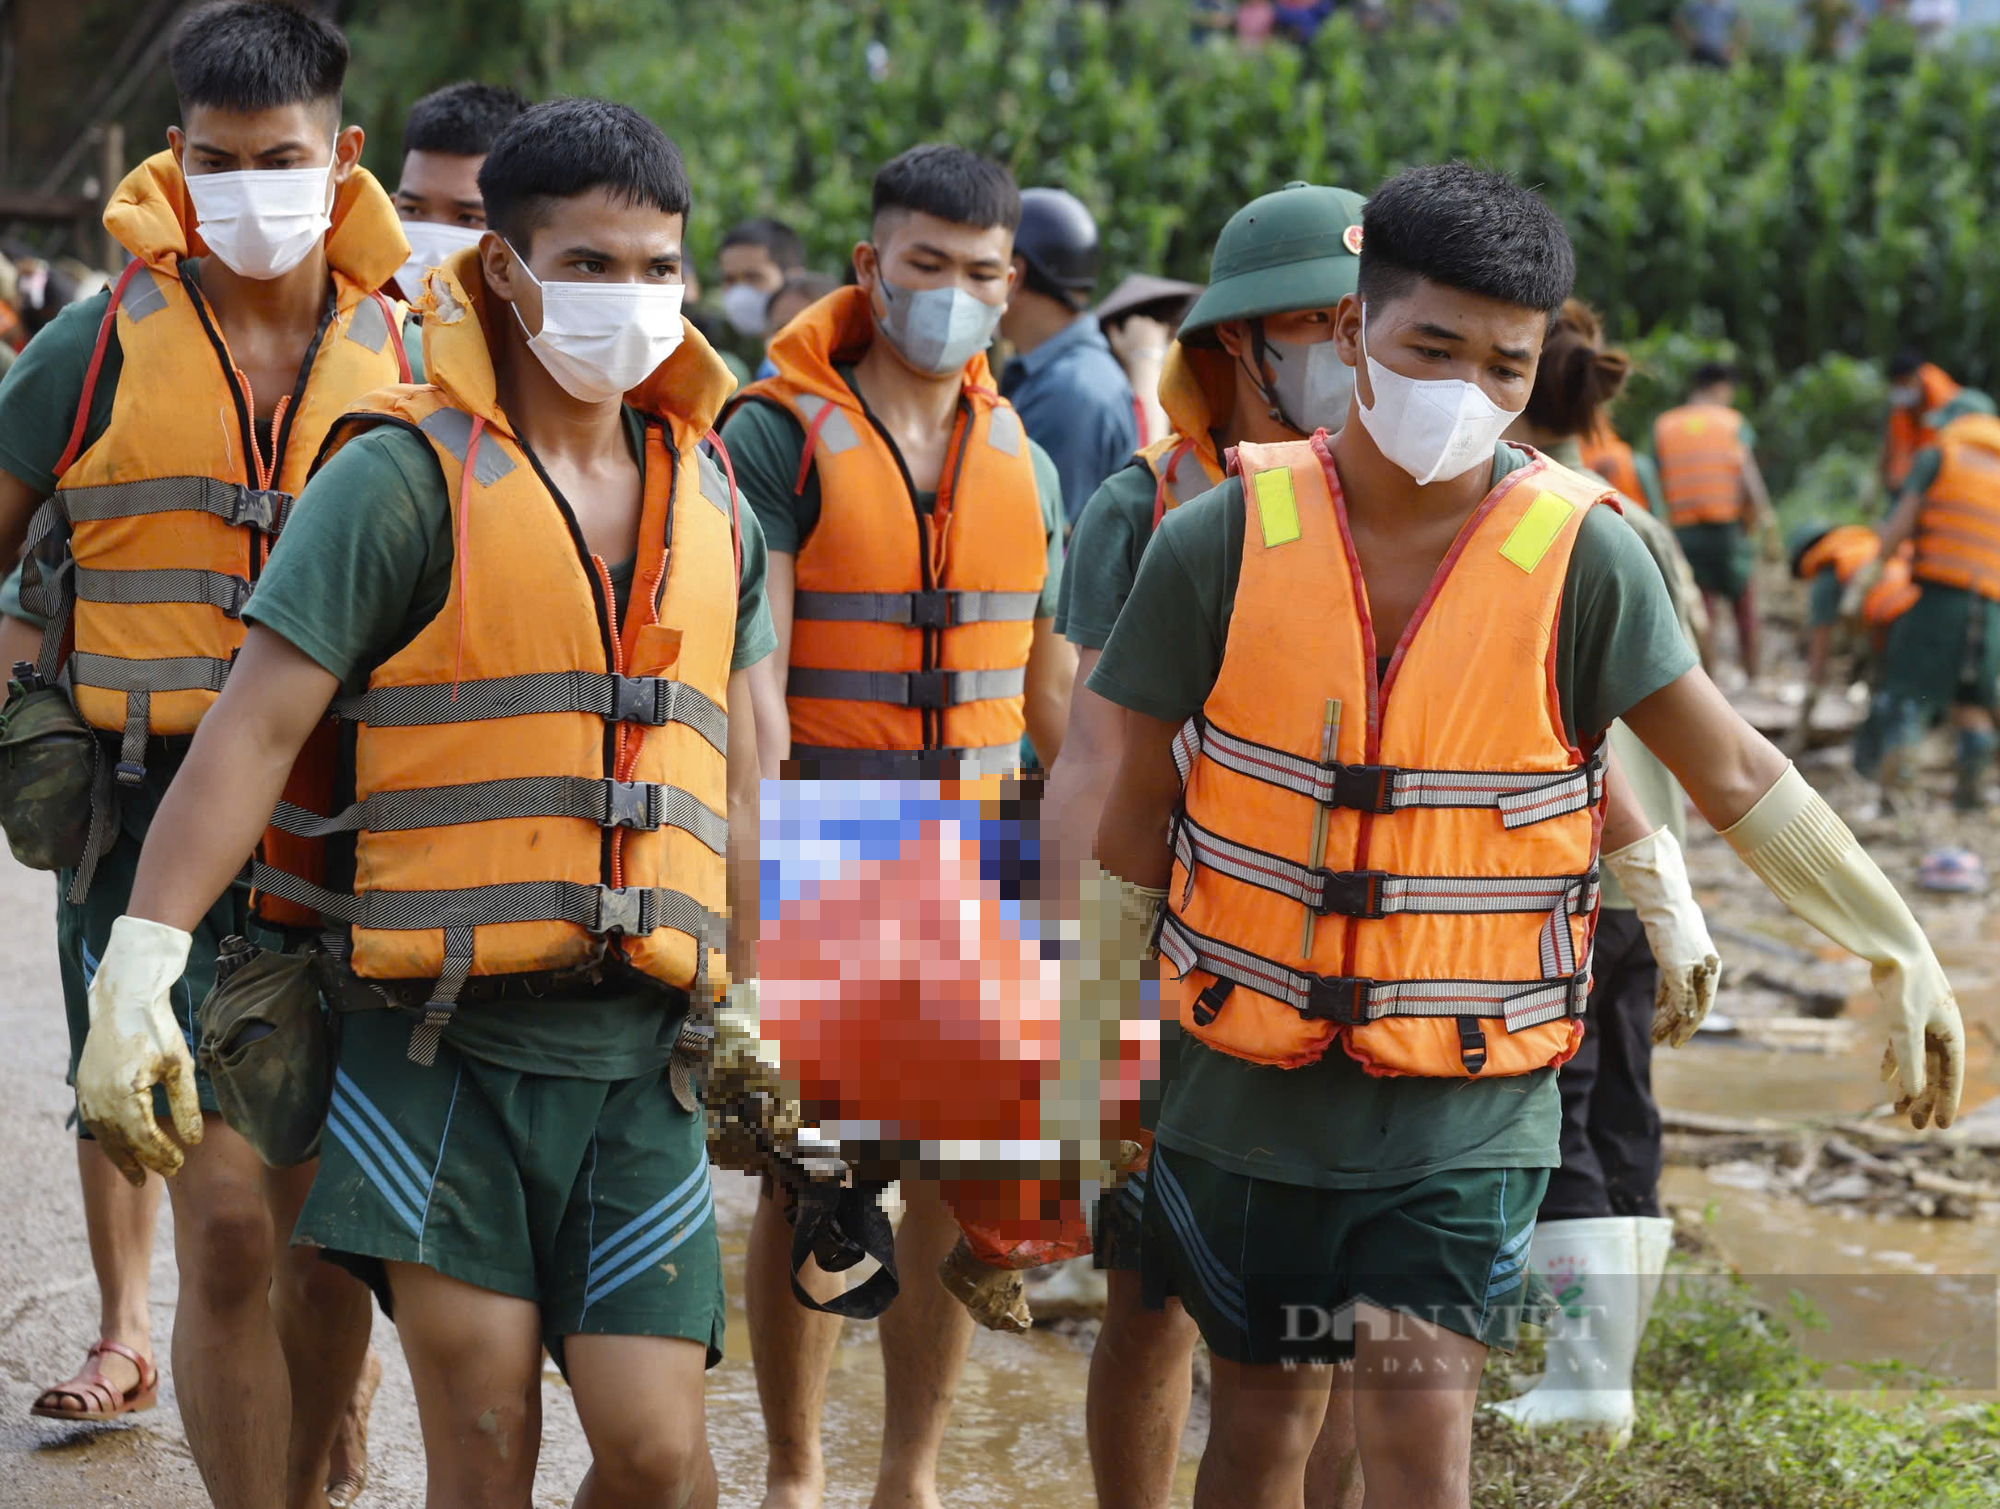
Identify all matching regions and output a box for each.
[1301,698,1341,958]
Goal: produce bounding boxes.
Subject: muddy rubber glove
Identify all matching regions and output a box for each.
[74,916,203,1184]
[705,980,801,1173]
[1840,555,1884,620]
[1601,826,1722,1048]
[1723,763,1963,1129]
[937,1234,1032,1333]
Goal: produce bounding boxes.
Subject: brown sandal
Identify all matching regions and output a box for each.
[30,1340,157,1422]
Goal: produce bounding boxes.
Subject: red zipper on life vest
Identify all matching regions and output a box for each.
[590,551,633,890]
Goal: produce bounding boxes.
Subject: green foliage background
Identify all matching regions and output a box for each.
[341,0,1999,514]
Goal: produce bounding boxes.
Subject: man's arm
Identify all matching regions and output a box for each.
[1038,649,1124,909]
[0,470,43,576]
[755,551,794,774]
[1876,484,1925,559]
[1740,449,1773,531]
[725,665,760,982]
[1620,666,1787,829]
[1095,709,1182,889]
[1024,617,1077,769]
[127,627,338,927]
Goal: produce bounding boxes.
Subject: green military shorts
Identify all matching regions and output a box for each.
[296,1011,724,1371]
[1138,1144,1553,1365]
[1880,582,2000,715]
[1675,521,1753,601]
[56,813,254,1136]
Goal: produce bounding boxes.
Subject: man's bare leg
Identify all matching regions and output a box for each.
[1349,1304,1485,1509]
[568,1333,718,1509]
[166,1113,294,1509]
[871,1182,976,1509]
[746,1182,845,1509]
[1303,1363,1363,1509]
[1198,1355,1332,1509]
[267,1161,374,1509]
[1087,1271,1198,1509]
[386,1261,543,1509]
[49,1142,162,1403]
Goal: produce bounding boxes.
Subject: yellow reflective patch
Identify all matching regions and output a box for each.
[1253,466,1301,547]
[1499,491,1577,573]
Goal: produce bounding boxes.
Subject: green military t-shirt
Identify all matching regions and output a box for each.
[717,365,1066,618]
[244,407,776,1081]
[1088,441,1698,1190]
[1055,458,1159,651]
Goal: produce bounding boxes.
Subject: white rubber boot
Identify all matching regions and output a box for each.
[1488,1217,1643,1446]
[1633,1215,1675,1341]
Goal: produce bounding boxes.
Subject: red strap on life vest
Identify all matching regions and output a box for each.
[1152,437,1196,532]
[375,289,412,384]
[793,399,838,497]
[54,261,146,480]
[1132,393,1150,449]
[705,428,745,590]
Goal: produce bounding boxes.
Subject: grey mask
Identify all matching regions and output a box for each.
[1262,335,1356,436]
[874,273,1003,375]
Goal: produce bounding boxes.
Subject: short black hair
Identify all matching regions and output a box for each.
[1356,162,1574,318]
[1690,361,1738,391]
[402,81,528,160]
[721,216,804,271]
[871,144,1020,234]
[170,2,348,120]
[1888,347,1925,381]
[775,270,842,307]
[479,98,691,253]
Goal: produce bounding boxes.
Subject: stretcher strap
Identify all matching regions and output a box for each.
[271,774,726,853]
[1170,811,1599,919]
[331,671,726,751]
[785,665,1025,708]
[786,742,1022,778]
[1175,715,1604,829]
[791,589,1041,627]
[1156,912,1589,1034]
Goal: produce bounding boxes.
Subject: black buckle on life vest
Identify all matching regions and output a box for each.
[1323,762,1396,814]
[904,669,949,709]
[907,590,951,629]
[1311,868,1388,918]
[1301,974,1370,1026]
[1191,976,1234,1027]
[604,780,656,830]
[612,674,665,726]
[1456,1015,1489,1074]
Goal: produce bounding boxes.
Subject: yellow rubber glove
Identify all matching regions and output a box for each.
[74,916,203,1183]
[1722,764,1963,1129]
[1601,826,1722,1047]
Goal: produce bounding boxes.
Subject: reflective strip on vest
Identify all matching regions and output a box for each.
[331,672,727,753]
[1654,406,1746,526]
[784,666,1026,708]
[73,566,252,618]
[1158,912,1590,1034]
[786,742,1023,778]
[69,650,231,694]
[790,589,1041,627]
[1913,427,2000,600]
[1173,715,1605,830]
[40,476,291,531]
[271,774,726,852]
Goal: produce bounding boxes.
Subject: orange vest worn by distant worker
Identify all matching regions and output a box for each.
[1580,417,1642,506]
[19,151,410,913]
[1652,403,1747,527]
[1161,437,1614,1078]
[1884,364,1960,491]
[253,253,741,1062]
[1912,413,2000,603]
[1796,524,1880,585]
[732,286,1046,777]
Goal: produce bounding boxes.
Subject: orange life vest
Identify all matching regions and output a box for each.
[251,251,741,1060]
[1653,403,1747,527]
[1137,342,1231,529]
[1912,413,2000,602]
[1796,523,1880,585]
[730,286,1046,777]
[17,151,409,916]
[1580,417,1642,507]
[1160,437,1611,1078]
[1884,364,1960,490]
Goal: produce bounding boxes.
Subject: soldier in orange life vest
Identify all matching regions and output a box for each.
[1048,181,1370,1509]
[1880,350,1961,494]
[387,79,528,304]
[1784,520,1910,753]
[0,7,412,1503]
[1860,388,2000,812]
[718,144,1075,1509]
[1651,361,1773,681]
[1087,164,1962,1508]
[58,98,774,1504]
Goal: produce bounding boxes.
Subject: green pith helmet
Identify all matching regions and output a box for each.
[1786,521,1836,578]
[1178,182,1367,347]
[1925,389,1999,430]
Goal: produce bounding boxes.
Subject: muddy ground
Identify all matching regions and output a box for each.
[0,588,1995,1505]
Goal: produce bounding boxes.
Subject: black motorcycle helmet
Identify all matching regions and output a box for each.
[1013,188,1099,310]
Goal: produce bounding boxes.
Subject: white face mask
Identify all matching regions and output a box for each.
[1262,334,1355,436]
[874,271,1004,375]
[509,245,686,404]
[720,281,772,338]
[186,158,337,280]
[1354,305,1524,485]
[395,220,485,302]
